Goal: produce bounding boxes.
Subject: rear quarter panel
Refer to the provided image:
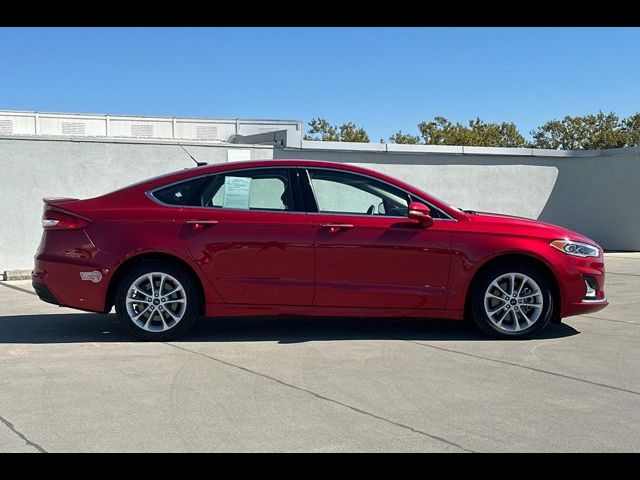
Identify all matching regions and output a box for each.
[80,206,222,312]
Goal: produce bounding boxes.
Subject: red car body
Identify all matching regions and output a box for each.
[32,160,607,329]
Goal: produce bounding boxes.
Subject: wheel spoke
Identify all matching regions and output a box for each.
[491,282,510,298]
[147,274,155,296]
[158,274,167,296]
[164,307,180,322]
[143,310,155,330]
[164,299,186,305]
[524,303,543,309]
[497,307,511,324]
[488,305,506,315]
[158,311,168,331]
[163,286,182,297]
[130,285,149,298]
[509,273,516,296]
[519,293,541,300]
[127,298,150,305]
[509,309,520,331]
[132,305,152,321]
[516,276,527,297]
[517,309,532,326]
[486,293,507,303]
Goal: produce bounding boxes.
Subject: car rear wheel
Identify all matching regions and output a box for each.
[115,261,200,341]
[470,262,554,339]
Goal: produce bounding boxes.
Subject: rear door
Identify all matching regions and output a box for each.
[301,167,451,310]
[157,167,315,306]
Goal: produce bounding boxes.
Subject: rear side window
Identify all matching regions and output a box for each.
[151,176,209,206]
[201,168,296,211]
[150,168,302,212]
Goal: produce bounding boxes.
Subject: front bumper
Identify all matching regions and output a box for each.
[557,254,608,318]
[562,297,609,317]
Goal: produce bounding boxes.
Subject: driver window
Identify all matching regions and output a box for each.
[308,169,409,216]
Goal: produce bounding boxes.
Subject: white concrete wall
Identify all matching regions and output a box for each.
[0,137,273,271]
[1,135,639,272]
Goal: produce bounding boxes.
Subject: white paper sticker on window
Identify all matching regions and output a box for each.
[223,176,252,210]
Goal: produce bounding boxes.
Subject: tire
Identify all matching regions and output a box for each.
[469,261,554,339]
[115,261,201,341]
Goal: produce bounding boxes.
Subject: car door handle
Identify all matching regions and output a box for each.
[321,223,354,233]
[184,219,219,230]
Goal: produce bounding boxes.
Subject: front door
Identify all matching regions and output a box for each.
[174,167,314,306]
[303,168,451,310]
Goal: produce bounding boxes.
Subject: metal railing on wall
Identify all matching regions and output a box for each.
[0,110,302,143]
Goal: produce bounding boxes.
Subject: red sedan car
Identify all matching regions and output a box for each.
[32,160,607,340]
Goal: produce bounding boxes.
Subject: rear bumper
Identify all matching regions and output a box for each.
[32,277,59,305]
[32,258,109,313]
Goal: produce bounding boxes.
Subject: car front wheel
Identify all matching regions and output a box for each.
[115,261,200,341]
[470,262,554,339]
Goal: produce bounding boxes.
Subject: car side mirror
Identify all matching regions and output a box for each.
[407,202,433,228]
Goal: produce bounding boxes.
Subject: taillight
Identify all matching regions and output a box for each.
[42,210,90,230]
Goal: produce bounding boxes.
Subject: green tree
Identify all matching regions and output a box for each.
[340,122,370,142]
[623,113,640,147]
[389,131,421,144]
[304,118,369,143]
[304,118,339,141]
[417,116,527,147]
[530,111,630,150]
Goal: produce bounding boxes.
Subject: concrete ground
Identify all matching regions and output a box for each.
[0,253,639,452]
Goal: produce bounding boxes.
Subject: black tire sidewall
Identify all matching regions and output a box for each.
[471,262,553,339]
[115,261,200,341]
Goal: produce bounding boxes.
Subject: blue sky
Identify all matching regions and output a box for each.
[1,27,639,141]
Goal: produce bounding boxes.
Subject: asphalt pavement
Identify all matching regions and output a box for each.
[0,253,638,452]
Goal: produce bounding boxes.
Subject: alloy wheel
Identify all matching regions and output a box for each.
[483,272,544,333]
[125,272,187,332]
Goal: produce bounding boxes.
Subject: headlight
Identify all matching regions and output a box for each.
[550,239,600,258]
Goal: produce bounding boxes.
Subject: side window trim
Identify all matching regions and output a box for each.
[147,165,455,220]
[302,167,454,220]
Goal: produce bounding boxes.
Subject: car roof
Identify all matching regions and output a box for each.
[134,159,391,187]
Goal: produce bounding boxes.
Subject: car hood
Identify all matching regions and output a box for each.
[463,210,599,246]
